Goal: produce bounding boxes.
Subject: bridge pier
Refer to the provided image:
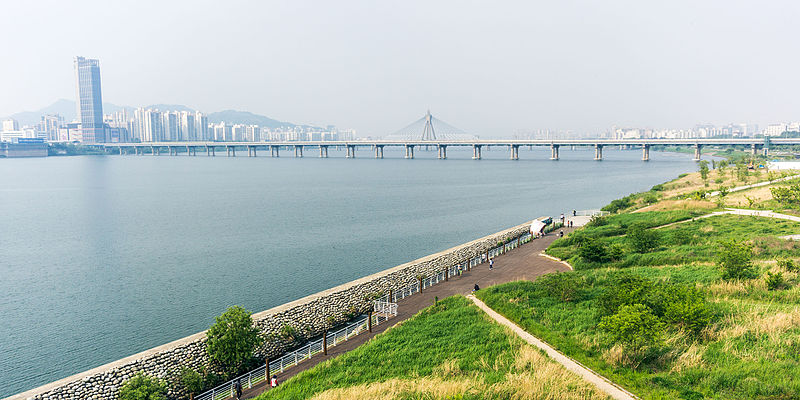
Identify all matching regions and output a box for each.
[550,144,560,160]
[405,145,414,159]
[270,145,279,157]
[151,146,158,156]
[693,144,702,161]
[751,143,760,157]
[437,145,447,159]
[374,145,384,159]
[294,145,303,158]
[510,145,519,160]
[472,145,482,160]
[642,144,650,161]
[594,144,603,161]
[227,146,235,157]
[319,145,328,158]
[346,145,356,158]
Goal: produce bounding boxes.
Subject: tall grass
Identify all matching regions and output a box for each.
[256,296,609,400]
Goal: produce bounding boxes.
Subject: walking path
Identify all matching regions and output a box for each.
[468,295,637,400]
[241,230,572,399]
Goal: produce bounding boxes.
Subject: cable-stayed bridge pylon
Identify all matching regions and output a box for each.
[384,110,477,141]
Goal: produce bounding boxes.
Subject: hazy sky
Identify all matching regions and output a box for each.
[2,0,799,136]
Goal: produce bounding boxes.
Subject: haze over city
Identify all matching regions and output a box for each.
[3,0,800,137]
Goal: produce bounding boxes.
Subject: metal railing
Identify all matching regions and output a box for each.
[196,230,537,400]
[573,210,610,217]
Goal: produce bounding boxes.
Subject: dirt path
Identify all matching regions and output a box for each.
[468,295,638,400]
[241,230,572,399]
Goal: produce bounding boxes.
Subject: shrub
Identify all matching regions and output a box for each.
[770,184,800,207]
[598,304,663,354]
[699,160,709,181]
[602,195,635,213]
[587,215,608,227]
[119,373,167,400]
[578,237,610,263]
[778,258,798,272]
[766,271,787,291]
[716,240,757,280]
[535,272,583,302]
[669,229,694,245]
[651,184,665,192]
[599,273,653,315]
[647,284,710,334]
[179,367,204,396]
[643,192,659,205]
[627,222,660,253]
[206,305,263,376]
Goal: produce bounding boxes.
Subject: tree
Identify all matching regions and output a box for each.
[716,240,756,280]
[599,272,654,314]
[626,222,660,253]
[717,160,728,176]
[770,184,800,207]
[735,162,749,183]
[206,306,263,376]
[578,237,609,262]
[699,160,709,182]
[179,367,204,397]
[598,304,663,353]
[119,373,167,400]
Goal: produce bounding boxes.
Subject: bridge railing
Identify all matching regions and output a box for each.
[573,210,609,217]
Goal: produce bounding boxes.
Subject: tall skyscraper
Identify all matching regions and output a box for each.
[74,56,105,143]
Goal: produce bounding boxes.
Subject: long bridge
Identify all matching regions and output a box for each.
[97,138,796,161]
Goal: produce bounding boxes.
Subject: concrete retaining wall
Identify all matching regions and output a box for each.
[6,221,531,400]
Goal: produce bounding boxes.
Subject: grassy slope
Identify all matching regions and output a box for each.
[479,171,800,399]
[256,296,609,400]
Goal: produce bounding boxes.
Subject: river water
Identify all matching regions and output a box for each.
[0,146,696,396]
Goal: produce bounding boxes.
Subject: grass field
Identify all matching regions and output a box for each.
[256,296,610,400]
[476,262,800,399]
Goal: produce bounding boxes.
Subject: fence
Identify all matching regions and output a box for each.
[196,229,539,400]
[573,209,610,217]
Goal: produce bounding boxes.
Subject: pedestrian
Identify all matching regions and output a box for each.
[489,259,494,270]
[271,375,278,388]
[473,283,480,292]
[234,379,242,400]
[573,210,576,216]
[559,230,564,238]
[560,213,565,224]
[458,264,463,276]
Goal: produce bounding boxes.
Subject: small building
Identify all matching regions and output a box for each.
[1,138,48,158]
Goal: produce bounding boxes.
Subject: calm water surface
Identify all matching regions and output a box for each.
[0,147,697,396]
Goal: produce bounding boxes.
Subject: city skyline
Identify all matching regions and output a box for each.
[2,1,800,137]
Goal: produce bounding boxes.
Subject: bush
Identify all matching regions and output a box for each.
[627,222,660,253]
[598,304,663,353]
[643,192,659,205]
[535,272,584,301]
[647,284,710,334]
[119,373,167,400]
[599,273,653,315]
[770,184,800,207]
[716,240,756,280]
[651,184,665,192]
[778,258,798,272]
[206,305,263,376]
[578,237,612,263]
[602,195,635,213]
[179,367,204,396]
[766,271,787,291]
[669,229,694,245]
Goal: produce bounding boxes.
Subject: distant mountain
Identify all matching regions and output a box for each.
[4,100,309,129]
[207,110,294,128]
[3,99,132,126]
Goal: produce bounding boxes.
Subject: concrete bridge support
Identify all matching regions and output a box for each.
[319,145,328,158]
[405,145,415,159]
[346,145,356,158]
[510,145,519,160]
[206,146,215,156]
[437,145,447,159]
[374,145,384,159]
[594,144,603,161]
[550,144,560,160]
[693,144,702,161]
[472,145,482,160]
[294,145,303,158]
[751,144,760,157]
[642,144,650,161]
[226,146,235,157]
[151,146,158,156]
[270,146,279,157]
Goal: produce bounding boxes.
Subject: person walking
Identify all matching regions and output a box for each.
[271,375,278,388]
[489,259,494,270]
[234,379,242,400]
[472,283,480,293]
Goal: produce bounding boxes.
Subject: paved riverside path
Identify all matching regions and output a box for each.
[240,230,571,399]
[468,295,637,400]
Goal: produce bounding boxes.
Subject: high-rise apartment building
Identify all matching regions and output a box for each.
[74,56,105,143]
[195,112,210,141]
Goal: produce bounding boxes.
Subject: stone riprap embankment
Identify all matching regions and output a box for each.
[6,222,531,400]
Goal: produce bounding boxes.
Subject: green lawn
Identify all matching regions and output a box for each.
[478,247,800,399]
[548,212,800,270]
[255,296,608,400]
